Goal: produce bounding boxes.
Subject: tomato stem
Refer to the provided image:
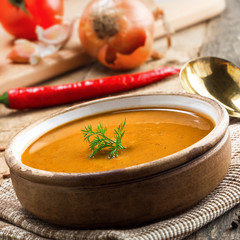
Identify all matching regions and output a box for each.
[8,0,29,15]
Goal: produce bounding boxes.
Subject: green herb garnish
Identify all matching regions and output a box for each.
[82,120,126,159]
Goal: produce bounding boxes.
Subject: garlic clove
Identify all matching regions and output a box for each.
[8,39,41,64]
[37,44,60,58]
[36,19,76,48]
[8,39,60,65]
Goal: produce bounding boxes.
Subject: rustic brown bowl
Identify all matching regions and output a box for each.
[5,92,231,229]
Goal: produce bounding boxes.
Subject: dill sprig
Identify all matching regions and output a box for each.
[81,119,126,159]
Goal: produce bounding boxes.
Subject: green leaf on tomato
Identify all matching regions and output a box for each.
[8,0,29,15]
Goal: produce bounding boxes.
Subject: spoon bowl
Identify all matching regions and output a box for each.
[180,56,240,118]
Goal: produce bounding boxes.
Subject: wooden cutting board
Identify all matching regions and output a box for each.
[0,0,225,94]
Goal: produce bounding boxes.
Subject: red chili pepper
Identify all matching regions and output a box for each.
[0,67,180,110]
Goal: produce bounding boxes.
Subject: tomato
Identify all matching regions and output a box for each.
[0,0,64,40]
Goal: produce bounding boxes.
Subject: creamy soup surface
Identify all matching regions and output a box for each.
[21,108,215,173]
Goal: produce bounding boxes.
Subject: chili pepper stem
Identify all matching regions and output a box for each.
[0,92,9,107]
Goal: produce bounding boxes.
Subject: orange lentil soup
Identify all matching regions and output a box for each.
[21,108,215,173]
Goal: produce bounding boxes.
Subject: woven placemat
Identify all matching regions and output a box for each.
[0,121,240,240]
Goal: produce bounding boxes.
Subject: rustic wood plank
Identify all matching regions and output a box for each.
[186,203,240,239]
[200,0,240,66]
[0,0,238,238]
[0,0,225,93]
[186,0,240,239]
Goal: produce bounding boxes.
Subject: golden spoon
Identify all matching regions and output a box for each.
[180,56,240,118]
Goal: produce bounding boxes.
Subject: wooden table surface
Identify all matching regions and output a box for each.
[1,0,240,238]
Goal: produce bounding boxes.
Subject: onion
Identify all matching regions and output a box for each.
[78,0,155,70]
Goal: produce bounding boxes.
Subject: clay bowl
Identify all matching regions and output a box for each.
[5,92,231,229]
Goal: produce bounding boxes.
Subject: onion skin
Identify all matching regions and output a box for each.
[79,0,155,70]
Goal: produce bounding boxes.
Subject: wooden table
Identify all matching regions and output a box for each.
[0,0,240,238]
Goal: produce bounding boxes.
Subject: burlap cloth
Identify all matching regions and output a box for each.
[0,120,240,240]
